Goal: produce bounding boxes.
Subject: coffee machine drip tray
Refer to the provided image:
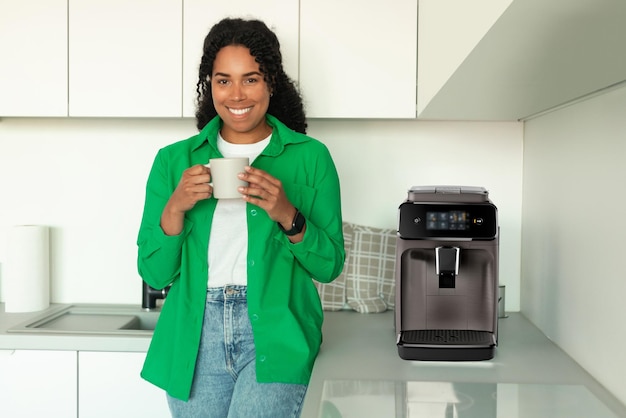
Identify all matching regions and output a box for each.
[398,329,496,361]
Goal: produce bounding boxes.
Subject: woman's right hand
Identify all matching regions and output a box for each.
[160,164,212,235]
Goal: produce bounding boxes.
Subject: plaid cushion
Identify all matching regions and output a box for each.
[314,222,354,311]
[346,224,397,313]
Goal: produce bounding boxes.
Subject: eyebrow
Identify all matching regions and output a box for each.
[213,71,264,78]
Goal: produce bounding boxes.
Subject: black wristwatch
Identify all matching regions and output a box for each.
[278,208,306,236]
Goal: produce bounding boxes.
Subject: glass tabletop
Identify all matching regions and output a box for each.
[319,380,619,418]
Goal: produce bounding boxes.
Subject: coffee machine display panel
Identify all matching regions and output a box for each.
[398,203,497,240]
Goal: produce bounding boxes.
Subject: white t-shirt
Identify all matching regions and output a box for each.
[207,132,270,288]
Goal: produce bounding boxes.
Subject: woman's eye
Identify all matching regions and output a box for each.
[244,78,258,85]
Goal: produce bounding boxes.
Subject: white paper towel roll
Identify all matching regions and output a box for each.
[5,225,50,312]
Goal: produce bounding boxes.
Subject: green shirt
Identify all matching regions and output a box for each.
[137,114,345,401]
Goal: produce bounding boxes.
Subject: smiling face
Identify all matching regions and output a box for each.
[211,45,272,144]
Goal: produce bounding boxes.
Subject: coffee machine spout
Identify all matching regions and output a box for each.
[436,246,459,288]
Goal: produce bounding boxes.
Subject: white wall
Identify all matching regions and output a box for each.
[309,119,523,306]
[521,85,626,406]
[0,118,523,309]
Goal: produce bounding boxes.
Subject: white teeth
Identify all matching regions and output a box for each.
[229,107,251,115]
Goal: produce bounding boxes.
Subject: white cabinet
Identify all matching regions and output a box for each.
[182,0,299,118]
[78,351,170,418]
[416,0,513,118]
[0,350,77,418]
[299,0,418,119]
[0,0,68,117]
[68,0,182,117]
[416,0,626,120]
[3,0,427,120]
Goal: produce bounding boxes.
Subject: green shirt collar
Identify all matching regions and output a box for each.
[190,114,309,157]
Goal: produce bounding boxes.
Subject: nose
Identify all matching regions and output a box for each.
[231,82,245,101]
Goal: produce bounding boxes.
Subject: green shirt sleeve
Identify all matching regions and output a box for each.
[137,148,192,290]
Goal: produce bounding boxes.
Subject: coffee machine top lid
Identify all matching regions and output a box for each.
[408,186,489,203]
[400,186,497,240]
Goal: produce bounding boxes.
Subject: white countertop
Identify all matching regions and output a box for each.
[2,304,625,417]
[0,303,153,352]
[301,311,626,418]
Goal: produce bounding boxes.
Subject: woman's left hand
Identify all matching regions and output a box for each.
[238,166,297,229]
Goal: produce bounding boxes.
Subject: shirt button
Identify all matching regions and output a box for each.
[250,209,258,216]
[259,355,267,362]
[249,260,255,267]
[251,314,259,321]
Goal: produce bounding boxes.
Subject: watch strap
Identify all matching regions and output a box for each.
[278,209,306,236]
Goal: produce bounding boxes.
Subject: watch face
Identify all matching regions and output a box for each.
[294,211,306,231]
[280,210,306,236]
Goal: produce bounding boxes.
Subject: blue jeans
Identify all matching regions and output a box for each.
[167,285,307,418]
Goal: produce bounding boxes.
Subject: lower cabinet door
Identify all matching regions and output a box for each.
[78,351,170,418]
[0,350,77,418]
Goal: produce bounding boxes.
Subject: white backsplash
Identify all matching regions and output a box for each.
[0,118,523,306]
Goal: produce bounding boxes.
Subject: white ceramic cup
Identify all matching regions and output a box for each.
[208,157,249,199]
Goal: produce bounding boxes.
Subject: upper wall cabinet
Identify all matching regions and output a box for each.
[182,1,299,118]
[69,0,182,117]
[417,0,626,121]
[417,0,513,119]
[0,0,68,117]
[300,0,418,119]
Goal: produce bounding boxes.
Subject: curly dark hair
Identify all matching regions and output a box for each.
[195,18,307,134]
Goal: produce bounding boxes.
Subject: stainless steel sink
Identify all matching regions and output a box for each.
[7,304,159,336]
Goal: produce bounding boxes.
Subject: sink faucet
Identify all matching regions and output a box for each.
[142,281,170,310]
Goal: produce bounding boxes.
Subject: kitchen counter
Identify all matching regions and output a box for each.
[3,304,626,417]
[0,303,153,352]
[301,311,626,418]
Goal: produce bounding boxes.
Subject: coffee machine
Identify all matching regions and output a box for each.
[395,186,499,361]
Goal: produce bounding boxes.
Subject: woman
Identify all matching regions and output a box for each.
[137,18,345,418]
